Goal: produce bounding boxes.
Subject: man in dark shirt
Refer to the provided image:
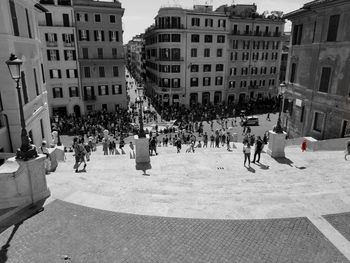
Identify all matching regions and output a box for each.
[252,136,263,163]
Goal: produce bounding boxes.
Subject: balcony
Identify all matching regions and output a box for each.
[83,95,96,101]
[46,41,57,47]
[156,57,184,62]
[63,42,75,48]
[40,0,54,4]
[154,24,185,30]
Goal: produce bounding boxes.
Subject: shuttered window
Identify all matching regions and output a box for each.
[319,67,331,93]
[327,15,340,42]
[9,0,19,36]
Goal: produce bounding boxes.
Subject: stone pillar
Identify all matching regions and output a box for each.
[267,131,286,158]
[134,136,151,173]
[0,156,51,209]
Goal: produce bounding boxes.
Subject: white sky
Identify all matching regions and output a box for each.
[117,0,309,42]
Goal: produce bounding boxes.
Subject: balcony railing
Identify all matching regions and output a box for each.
[231,30,281,37]
[156,57,184,62]
[83,95,96,101]
[46,41,57,47]
[154,24,185,30]
[63,42,75,47]
[58,0,71,5]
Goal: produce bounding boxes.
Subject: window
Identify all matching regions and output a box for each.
[191,34,199,42]
[33,69,39,96]
[217,35,225,43]
[63,13,69,27]
[203,77,211,86]
[203,64,211,72]
[218,19,226,28]
[94,30,105,41]
[99,67,105,78]
[230,68,236,76]
[112,48,117,58]
[40,119,44,140]
[205,18,213,27]
[204,35,212,43]
[66,69,77,78]
[95,14,101,22]
[204,48,210,57]
[113,66,119,77]
[313,112,324,132]
[84,67,91,78]
[290,63,296,83]
[172,65,180,73]
[112,85,122,94]
[64,50,76,60]
[25,8,32,38]
[300,105,305,122]
[319,67,331,93]
[190,78,198,87]
[82,48,88,59]
[79,30,89,41]
[171,48,180,60]
[172,34,180,42]
[327,15,340,42]
[215,76,223,85]
[41,64,45,83]
[47,50,60,61]
[97,48,103,59]
[217,48,222,57]
[159,34,170,42]
[109,31,119,42]
[98,85,108,95]
[172,78,180,88]
[52,87,63,98]
[229,81,235,88]
[77,13,88,22]
[110,15,116,23]
[45,33,57,46]
[20,71,28,104]
[49,69,61,79]
[62,33,74,46]
[191,64,199,72]
[191,48,197,57]
[216,64,224,71]
[232,40,238,49]
[9,0,19,36]
[191,17,200,26]
[292,24,303,45]
[159,48,170,60]
[159,65,170,73]
[45,13,53,26]
[69,86,79,97]
[159,78,170,87]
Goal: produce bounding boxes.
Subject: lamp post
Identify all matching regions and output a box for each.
[273,83,286,134]
[5,54,38,161]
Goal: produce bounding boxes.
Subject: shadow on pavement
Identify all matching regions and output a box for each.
[255,163,270,170]
[273,157,294,167]
[0,223,22,263]
[246,166,256,173]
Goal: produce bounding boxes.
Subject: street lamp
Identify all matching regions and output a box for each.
[273,83,286,134]
[5,54,38,160]
[135,89,145,138]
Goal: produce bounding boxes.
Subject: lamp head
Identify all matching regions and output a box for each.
[5,54,23,81]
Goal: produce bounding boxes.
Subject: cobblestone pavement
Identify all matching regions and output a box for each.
[0,200,348,263]
[324,212,350,242]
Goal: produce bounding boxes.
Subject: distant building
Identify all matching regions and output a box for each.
[38,0,82,117]
[126,34,145,85]
[0,0,51,154]
[144,4,284,107]
[73,0,127,112]
[279,32,290,84]
[284,0,350,139]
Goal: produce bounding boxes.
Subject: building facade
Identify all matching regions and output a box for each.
[284,0,350,139]
[0,0,52,154]
[73,0,127,113]
[126,34,145,85]
[38,0,82,117]
[144,4,284,108]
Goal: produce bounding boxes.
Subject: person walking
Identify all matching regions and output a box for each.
[266,113,270,121]
[252,136,263,163]
[301,140,307,152]
[345,140,350,160]
[226,132,231,151]
[203,132,208,148]
[210,133,215,148]
[243,143,251,167]
[102,138,108,155]
[73,137,87,173]
[176,138,182,153]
